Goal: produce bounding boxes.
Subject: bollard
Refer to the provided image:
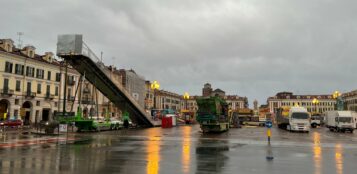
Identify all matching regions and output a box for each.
[267,128,271,144]
[265,120,274,160]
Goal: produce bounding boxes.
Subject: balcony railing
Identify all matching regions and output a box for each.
[68,96,75,101]
[67,79,76,86]
[81,99,94,105]
[0,88,14,96]
[83,88,90,93]
[45,93,55,100]
[24,91,36,98]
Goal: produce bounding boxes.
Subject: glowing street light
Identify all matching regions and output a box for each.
[183,92,190,110]
[150,81,160,109]
[332,91,341,99]
[183,92,190,100]
[312,98,319,114]
[332,90,342,110]
[151,81,160,90]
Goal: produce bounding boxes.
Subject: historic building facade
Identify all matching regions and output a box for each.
[225,95,248,110]
[154,90,183,111]
[0,39,64,124]
[184,83,248,112]
[342,90,357,112]
[116,69,146,108]
[267,92,336,114]
[0,38,121,125]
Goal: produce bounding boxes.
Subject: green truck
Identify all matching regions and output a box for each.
[196,96,230,133]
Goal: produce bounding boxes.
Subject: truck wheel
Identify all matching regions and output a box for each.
[311,123,317,128]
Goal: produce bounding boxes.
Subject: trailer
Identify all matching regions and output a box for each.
[196,96,229,133]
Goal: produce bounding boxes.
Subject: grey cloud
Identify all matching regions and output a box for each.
[1,0,357,105]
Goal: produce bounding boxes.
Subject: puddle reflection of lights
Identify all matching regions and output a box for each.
[335,144,343,174]
[146,129,161,174]
[182,126,191,174]
[313,132,321,174]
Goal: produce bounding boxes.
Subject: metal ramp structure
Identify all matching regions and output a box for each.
[56,34,157,127]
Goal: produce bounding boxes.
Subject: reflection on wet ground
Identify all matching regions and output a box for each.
[0,125,357,174]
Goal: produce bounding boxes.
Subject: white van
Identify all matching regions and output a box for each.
[325,111,354,133]
[352,112,357,129]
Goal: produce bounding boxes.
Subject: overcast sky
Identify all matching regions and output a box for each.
[1,0,357,106]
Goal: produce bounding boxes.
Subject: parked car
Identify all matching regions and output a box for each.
[1,119,23,128]
[39,120,59,134]
[109,117,123,130]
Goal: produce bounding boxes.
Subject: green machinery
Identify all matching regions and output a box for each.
[55,108,98,132]
[57,107,120,132]
[196,96,230,133]
[74,108,121,132]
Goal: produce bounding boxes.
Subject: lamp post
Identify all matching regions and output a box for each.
[312,98,319,114]
[332,90,342,110]
[183,92,190,110]
[150,81,160,109]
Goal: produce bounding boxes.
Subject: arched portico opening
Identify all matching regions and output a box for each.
[0,99,10,121]
[83,107,88,118]
[90,107,96,118]
[22,101,32,125]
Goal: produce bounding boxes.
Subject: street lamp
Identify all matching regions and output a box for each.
[312,98,319,114]
[332,90,342,110]
[150,81,160,109]
[332,91,341,99]
[183,92,190,110]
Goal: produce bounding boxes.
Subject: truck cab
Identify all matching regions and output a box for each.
[287,107,311,132]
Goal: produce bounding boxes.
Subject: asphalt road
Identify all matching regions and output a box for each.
[0,125,357,174]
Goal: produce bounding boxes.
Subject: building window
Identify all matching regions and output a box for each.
[26,82,31,93]
[36,101,40,106]
[36,69,44,79]
[55,73,61,82]
[67,88,72,98]
[55,86,59,96]
[26,67,35,77]
[15,64,24,75]
[5,62,13,73]
[16,80,21,91]
[14,110,18,117]
[46,85,50,95]
[15,99,19,105]
[3,78,9,91]
[54,102,58,107]
[35,110,40,122]
[47,71,51,80]
[37,83,42,94]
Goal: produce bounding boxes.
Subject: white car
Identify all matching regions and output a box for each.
[110,117,123,130]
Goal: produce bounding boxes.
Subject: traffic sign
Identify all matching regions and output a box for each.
[265,121,273,128]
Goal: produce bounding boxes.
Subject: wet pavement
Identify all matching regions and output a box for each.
[0,125,357,174]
